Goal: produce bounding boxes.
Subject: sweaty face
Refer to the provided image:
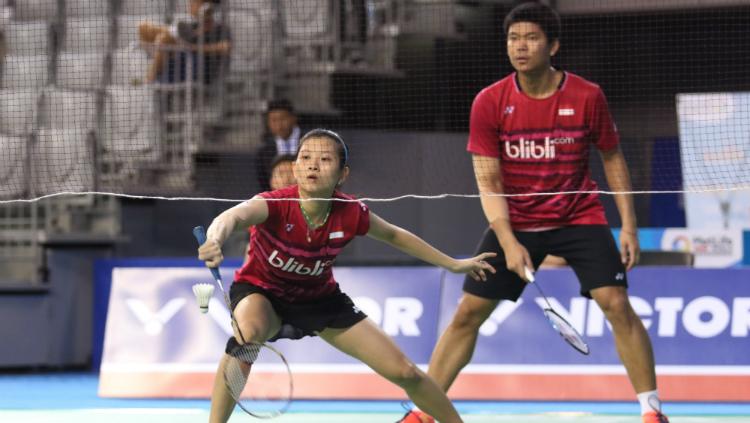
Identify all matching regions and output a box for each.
[506,22,557,74]
[293,137,344,195]
[269,161,296,190]
[267,110,297,140]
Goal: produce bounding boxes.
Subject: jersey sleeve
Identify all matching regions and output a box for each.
[466,89,500,157]
[258,190,284,226]
[354,201,370,236]
[590,88,619,151]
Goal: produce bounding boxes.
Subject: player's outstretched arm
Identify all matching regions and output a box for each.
[366,212,495,281]
[198,196,269,268]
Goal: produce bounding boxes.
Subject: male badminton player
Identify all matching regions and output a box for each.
[197,129,496,423]
[402,3,668,423]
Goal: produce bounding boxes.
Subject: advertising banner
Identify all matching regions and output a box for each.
[99,265,750,401]
[440,269,750,400]
[615,228,744,268]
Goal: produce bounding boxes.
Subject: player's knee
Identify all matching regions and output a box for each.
[234,325,267,344]
[598,292,632,322]
[451,302,490,331]
[385,359,423,389]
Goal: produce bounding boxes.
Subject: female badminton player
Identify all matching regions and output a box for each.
[198,129,495,423]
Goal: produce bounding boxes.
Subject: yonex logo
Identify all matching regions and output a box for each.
[126,298,186,336]
[615,272,625,281]
[504,106,515,115]
[285,224,294,232]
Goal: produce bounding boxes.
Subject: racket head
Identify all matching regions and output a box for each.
[225,341,294,418]
[542,308,590,355]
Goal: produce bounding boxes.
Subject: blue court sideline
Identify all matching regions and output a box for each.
[1,372,749,417]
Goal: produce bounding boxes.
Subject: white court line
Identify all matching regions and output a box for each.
[81,409,205,415]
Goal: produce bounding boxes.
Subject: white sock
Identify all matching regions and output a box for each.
[637,389,661,415]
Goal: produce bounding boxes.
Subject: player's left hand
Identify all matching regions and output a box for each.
[451,252,497,281]
[619,229,640,271]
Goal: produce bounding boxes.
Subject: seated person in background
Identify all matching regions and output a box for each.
[255,99,304,191]
[138,0,230,84]
[268,154,297,191]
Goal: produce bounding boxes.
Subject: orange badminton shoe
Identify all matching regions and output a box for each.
[642,411,670,423]
[396,410,435,423]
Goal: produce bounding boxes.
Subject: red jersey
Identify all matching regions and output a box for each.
[467,72,618,230]
[235,185,370,302]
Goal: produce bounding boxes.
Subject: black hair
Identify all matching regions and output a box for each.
[266,98,295,115]
[269,154,296,171]
[503,2,561,43]
[298,129,349,170]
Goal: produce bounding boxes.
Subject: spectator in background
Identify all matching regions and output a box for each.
[138,0,230,84]
[255,99,304,191]
[268,154,297,191]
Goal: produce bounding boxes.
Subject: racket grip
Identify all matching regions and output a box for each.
[193,226,222,282]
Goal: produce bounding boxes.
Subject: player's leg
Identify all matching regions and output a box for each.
[319,319,463,423]
[591,286,666,421]
[145,31,177,82]
[427,293,497,391]
[553,225,665,421]
[590,285,656,392]
[428,228,542,392]
[210,288,282,423]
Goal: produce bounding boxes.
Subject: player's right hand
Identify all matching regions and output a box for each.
[198,239,224,268]
[502,241,533,282]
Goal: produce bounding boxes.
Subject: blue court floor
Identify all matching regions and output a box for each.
[1,373,749,422]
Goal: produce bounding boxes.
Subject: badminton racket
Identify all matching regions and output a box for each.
[193,225,293,418]
[525,267,590,355]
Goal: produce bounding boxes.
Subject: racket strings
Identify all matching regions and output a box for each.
[528,277,590,355]
[225,343,261,399]
[545,310,589,353]
[230,342,261,364]
[224,342,294,418]
[225,358,251,399]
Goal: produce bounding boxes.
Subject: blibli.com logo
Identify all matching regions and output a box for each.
[505,137,575,159]
[268,250,331,276]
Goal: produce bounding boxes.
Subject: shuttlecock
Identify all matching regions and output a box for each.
[192,283,215,313]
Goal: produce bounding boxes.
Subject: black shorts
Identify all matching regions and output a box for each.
[228,282,367,338]
[464,225,627,300]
